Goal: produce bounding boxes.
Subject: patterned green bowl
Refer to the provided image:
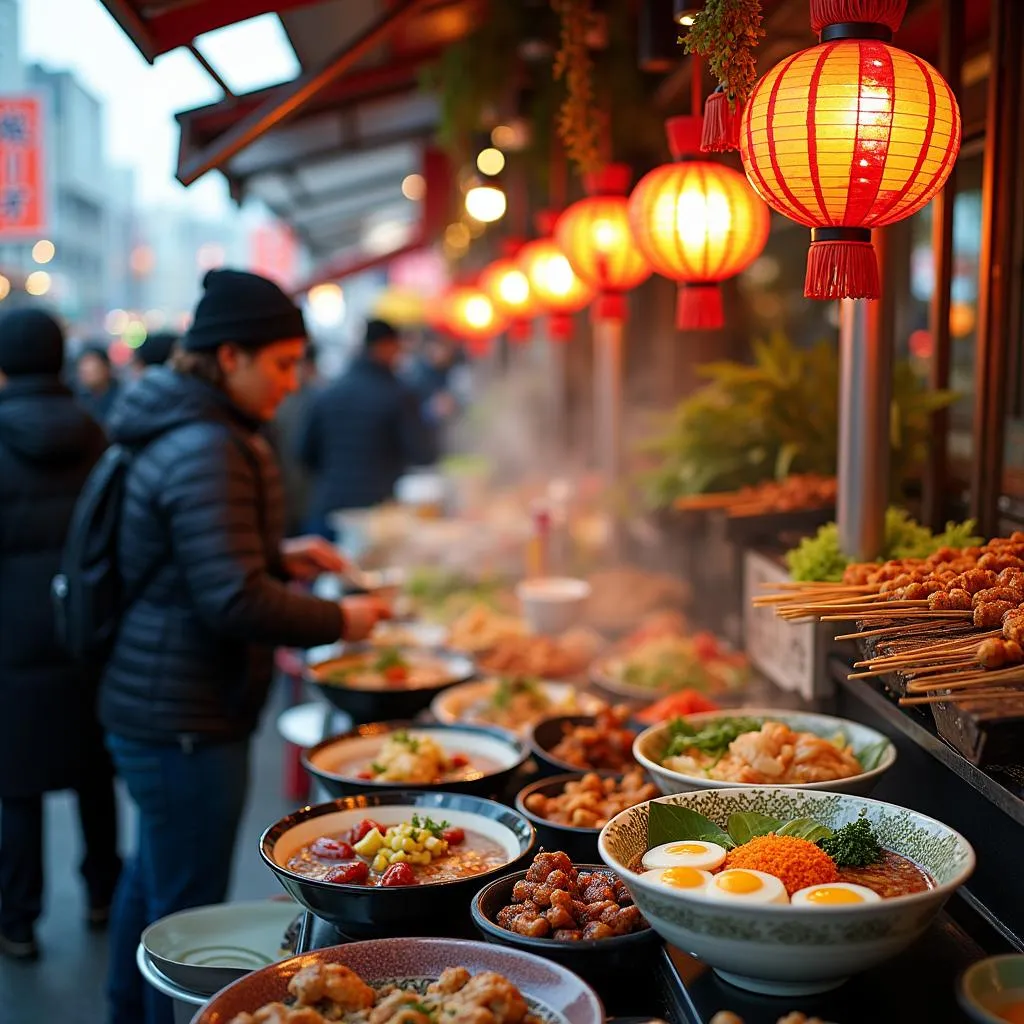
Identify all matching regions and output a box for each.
[598,787,975,997]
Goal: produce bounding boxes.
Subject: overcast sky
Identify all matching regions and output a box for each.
[20,0,231,214]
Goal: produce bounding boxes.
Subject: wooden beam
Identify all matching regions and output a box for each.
[923,0,964,530]
[177,0,433,186]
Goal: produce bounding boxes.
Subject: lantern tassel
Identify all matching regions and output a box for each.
[677,284,724,330]
[593,292,627,324]
[701,88,741,153]
[548,314,575,342]
[804,238,880,300]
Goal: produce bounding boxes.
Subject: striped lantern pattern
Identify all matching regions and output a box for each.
[516,236,595,341]
[480,258,538,344]
[555,164,651,323]
[740,39,960,300]
[629,158,770,330]
[441,286,508,352]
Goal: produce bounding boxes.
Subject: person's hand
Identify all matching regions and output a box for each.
[281,535,348,582]
[340,595,392,641]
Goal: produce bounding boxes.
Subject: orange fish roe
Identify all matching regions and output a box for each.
[723,835,837,895]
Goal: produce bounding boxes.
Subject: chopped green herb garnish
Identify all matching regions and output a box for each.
[817,816,881,867]
[410,813,450,838]
[490,676,544,710]
[391,731,419,753]
[663,716,764,759]
[374,647,409,672]
[369,762,385,775]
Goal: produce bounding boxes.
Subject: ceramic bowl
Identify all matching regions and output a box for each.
[141,900,301,996]
[302,721,528,798]
[528,714,639,777]
[259,791,535,937]
[516,577,592,635]
[471,866,661,992]
[959,955,1024,1022]
[598,788,975,997]
[633,708,896,796]
[515,773,631,863]
[306,644,475,722]
[431,678,606,736]
[191,937,604,1024]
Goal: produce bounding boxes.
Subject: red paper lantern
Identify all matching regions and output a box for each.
[555,165,651,323]
[629,116,770,330]
[441,286,508,353]
[480,254,537,343]
[740,0,960,300]
[517,219,596,341]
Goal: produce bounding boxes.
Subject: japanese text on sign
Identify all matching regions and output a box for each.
[0,97,45,237]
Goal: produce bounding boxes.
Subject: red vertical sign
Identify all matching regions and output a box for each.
[0,97,45,237]
[250,221,298,289]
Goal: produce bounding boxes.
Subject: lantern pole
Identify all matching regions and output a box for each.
[593,317,623,482]
[836,291,892,561]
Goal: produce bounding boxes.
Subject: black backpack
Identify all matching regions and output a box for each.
[52,444,163,664]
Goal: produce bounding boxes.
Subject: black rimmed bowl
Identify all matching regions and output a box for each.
[471,865,661,993]
[190,937,604,1024]
[303,721,529,799]
[259,791,535,938]
[306,644,476,723]
[515,773,627,863]
[528,714,640,777]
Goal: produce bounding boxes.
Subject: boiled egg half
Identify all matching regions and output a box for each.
[704,869,789,905]
[642,841,728,872]
[642,866,713,894]
[791,882,881,907]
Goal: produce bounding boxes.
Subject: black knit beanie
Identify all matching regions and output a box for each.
[182,269,306,352]
[365,319,399,347]
[0,307,65,377]
[135,330,178,366]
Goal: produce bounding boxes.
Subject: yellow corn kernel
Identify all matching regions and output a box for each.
[389,835,404,851]
[353,829,384,856]
[390,851,409,863]
[424,836,442,853]
[401,837,419,852]
[412,851,431,865]
[372,853,389,873]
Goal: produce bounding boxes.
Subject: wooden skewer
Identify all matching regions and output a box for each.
[674,493,741,510]
[757,581,879,591]
[904,659,979,678]
[899,664,1024,689]
[899,689,1024,706]
[841,621,952,642]
[903,674,1024,694]
[819,610,973,622]
[857,630,999,664]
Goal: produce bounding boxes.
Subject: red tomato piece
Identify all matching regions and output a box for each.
[692,632,721,660]
[441,827,465,846]
[347,819,384,844]
[356,771,374,780]
[378,862,417,887]
[323,860,370,885]
[383,666,409,684]
[448,753,469,768]
[311,837,355,860]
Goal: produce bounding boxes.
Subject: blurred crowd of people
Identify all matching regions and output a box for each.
[0,268,466,1024]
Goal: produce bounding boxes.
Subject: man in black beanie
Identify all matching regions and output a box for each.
[298,317,437,533]
[0,308,120,960]
[129,330,178,378]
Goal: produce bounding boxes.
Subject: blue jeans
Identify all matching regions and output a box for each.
[105,734,250,1024]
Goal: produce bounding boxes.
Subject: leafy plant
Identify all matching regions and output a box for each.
[552,0,604,175]
[639,333,959,508]
[684,0,765,110]
[647,802,840,851]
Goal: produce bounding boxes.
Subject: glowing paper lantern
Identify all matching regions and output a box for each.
[740,0,961,300]
[629,116,770,330]
[555,165,651,323]
[441,286,508,354]
[480,254,538,343]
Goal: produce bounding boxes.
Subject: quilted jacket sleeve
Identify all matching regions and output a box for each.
[159,428,343,647]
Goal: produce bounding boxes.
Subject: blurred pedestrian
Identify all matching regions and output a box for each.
[271,342,320,536]
[95,270,388,1024]
[128,330,178,379]
[0,309,121,962]
[299,319,437,534]
[404,334,470,455]
[75,342,121,423]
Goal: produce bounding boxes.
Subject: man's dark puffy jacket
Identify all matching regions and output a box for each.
[299,355,436,519]
[99,368,343,744]
[0,377,108,797]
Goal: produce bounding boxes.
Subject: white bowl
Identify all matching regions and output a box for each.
[431,678,606,735]
[633,708,897,797]
[516,578,592,635]
[598,787,974,996]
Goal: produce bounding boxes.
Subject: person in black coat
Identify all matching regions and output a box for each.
[99,270,388,1024]
[298,319,437,533]
[0,308,121,961]
[74,342,121,423]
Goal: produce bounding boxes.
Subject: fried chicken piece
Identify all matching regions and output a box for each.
[444,971,531,1024]
[973,586,1024,607]
[369,990,432,1024]
[598,903,645,934]
[543,894,576,931]
[974,600,1018,628]
[552,929,583,941]
[429,967,471,995]
[500,903,550,938]
[580,921,615,940]
[580,899,618,922]
[709,1013,744,1024]
[524,851,575,884]
[288,964,375,1012]
[1004,612,1024,645]
[930,588,972,611]
[953,569,1000,594]
[978,553,1024,573]
[578,872,617,904]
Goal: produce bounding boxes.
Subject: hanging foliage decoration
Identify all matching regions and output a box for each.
[551,0,605,176]
[683,0,764,153]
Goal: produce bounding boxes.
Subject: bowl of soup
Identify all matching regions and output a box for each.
[303,722,529,798]
[306,644,475,722]
[598,787,974,996]
[260,791,535,937]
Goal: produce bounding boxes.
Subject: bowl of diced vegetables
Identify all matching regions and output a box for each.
[633,710,896,796]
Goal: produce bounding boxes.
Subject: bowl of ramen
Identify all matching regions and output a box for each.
[303,722,529,798]
[598,787,974,996]
[633,710,896,796]
[260,791,535,937]
[431,678,606,735]
[306,644,475,721]
[190,937,604,1024]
